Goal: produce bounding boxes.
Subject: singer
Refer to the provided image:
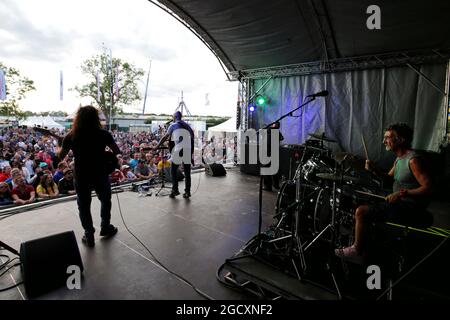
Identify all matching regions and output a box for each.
[154,111,194,199]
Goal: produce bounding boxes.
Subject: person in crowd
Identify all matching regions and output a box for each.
[36,173,59,198]
[147,156,158,176]
[11,176,35,205]
[53,161,67,183]
[0,181,14,205]
[59,105,121,247]
[121,165,137,181]
[110,168,126,184]
[129,153,140,170]
[0,165,12,183]
[58,168,76,195]
[134,159,153,180]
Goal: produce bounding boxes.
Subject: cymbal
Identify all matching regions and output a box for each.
[316,173,359,183]
[332,152,353,163]
[308,133,337,143]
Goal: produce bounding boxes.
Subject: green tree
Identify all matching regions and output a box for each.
[0,62,36,119]
[73,53,145,123]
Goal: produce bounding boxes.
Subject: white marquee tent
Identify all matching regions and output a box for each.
[20,116,64,130]
[208,117,237,133]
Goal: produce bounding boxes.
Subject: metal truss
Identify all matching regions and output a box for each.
[229,49,450,81]
[238,79,249,131]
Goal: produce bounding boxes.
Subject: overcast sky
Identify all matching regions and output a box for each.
[0,0,238,116]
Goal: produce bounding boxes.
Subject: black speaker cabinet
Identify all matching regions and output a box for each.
[20,231,83,298]
[205,163,226,176]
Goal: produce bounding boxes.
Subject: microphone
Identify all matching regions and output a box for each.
[165,118,173,125]
[307,90,329,98]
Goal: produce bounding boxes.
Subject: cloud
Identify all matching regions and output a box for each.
[2,0,237,117]
[0,0,72,62]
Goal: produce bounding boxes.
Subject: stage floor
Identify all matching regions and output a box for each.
[1,167,449,300]
[0,167,277,300]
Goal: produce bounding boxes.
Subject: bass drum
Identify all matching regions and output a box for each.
[297,187,355,248]
[274,180,319,232]
[274,180,297,231]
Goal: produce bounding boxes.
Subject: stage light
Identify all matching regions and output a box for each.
[249,105,256,112]
[255,95,266,106]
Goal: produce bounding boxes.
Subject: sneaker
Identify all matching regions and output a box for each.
[100,224,118,238]
[169,190,180,198]
[335,245,363,263]
[183,192,191,199]
[82,233,95,247]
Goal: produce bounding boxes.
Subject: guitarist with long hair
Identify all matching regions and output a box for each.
[58,105,121,247]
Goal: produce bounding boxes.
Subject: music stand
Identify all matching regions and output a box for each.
[155,147,172,197]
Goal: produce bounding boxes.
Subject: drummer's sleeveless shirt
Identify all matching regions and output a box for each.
[393,150,430,208]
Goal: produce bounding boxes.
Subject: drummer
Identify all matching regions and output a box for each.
[335,123,433,260]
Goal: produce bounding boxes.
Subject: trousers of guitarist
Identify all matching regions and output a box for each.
[154,111,194,199]
[59,105,121,247]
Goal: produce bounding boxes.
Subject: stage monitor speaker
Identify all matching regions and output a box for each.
[20,230,83,298]
[205,163,226,176]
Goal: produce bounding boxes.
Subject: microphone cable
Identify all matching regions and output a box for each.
[114,190,213,300]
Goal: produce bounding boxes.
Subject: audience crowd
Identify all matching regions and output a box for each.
[0,125,237,207]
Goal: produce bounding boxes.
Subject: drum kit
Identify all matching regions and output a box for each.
[269,132,385,279]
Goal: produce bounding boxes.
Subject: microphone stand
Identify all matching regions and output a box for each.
[226,96,318,266]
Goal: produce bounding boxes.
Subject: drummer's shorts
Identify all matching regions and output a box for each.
[366,201,433,227]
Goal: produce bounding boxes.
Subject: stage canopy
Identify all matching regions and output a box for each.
[154,0,449,167]
[156,0,450,74]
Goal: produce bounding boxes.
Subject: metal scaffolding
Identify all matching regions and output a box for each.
[228,50,450,81]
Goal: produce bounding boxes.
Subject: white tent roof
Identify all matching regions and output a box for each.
[208,117,237,133]
[20,116,64,129]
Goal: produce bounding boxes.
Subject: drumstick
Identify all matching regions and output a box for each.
[355,190,386,200]
[361,134,369,160]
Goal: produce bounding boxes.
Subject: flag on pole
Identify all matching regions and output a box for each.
[96,71,101,101]
[59,70,63,100]
[0,69,6,101]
